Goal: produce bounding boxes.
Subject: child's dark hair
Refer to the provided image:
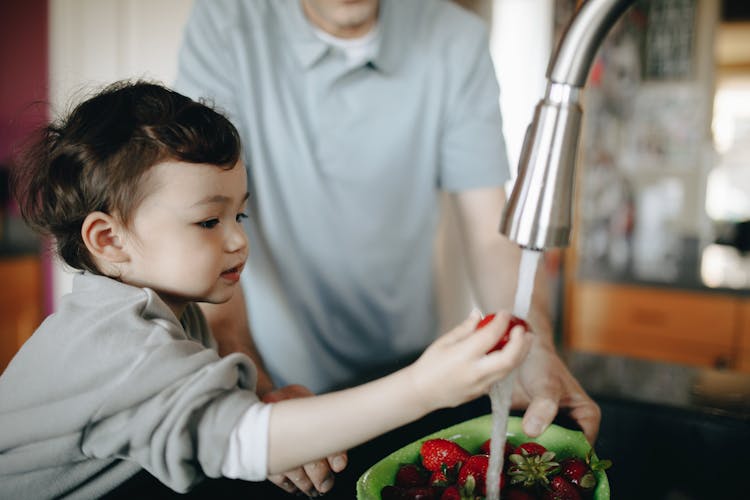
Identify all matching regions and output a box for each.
[12,80,242,273]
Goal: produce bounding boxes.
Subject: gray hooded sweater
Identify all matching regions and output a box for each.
[0,273,263,499]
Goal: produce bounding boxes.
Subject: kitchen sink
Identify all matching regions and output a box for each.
[593,395,749,499]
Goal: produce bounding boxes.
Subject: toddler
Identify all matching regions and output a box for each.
[0,81,532,499]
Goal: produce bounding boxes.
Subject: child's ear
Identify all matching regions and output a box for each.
[81,211,129,265]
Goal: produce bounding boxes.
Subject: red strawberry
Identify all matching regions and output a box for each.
[381,485,406,500]
[396,463,429,488]
[439,485,461,500]
[428,460,461,487]
[559,457,596,493]
[513,442,548,457]
[420,439,470,472]
[457,454,491,496]
[381,485,441,500]
[507,444,559,488]
[542,475,582,500]
[475,313,496,330]
[479,438,492,455]
[428,469,450,487]
[475,313,529,352]
[479,438,515,457]
[404,487,441,500]
[504,488,537,500]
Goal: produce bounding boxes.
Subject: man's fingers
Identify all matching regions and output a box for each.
[268,453,347,496]
[522,395,560,438]
[303,459,335,494]
[280,467,315,496]
[327,451,348,473]
[566,394,602,444]
[267,473,298,494]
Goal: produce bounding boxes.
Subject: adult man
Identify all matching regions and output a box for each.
[176,0,600,495]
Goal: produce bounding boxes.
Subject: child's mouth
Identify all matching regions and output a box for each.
[221,264,243,283]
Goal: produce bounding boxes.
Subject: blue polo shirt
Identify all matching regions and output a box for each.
[176,0,510,392]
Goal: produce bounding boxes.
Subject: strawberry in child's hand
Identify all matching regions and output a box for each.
[420,438,470,472]
[474,313,496,331]
[475,313,529,352]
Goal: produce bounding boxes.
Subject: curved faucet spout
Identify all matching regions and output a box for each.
[500,0,637,250]
[549,0,637,87]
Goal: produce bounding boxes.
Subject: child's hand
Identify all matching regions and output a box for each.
[264,311,531,476]
[407,310,533,413]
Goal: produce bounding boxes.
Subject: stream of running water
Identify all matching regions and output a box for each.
[485,248,542,500]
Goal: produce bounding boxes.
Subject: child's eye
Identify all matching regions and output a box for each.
[236,212,249,223]
[198,218,220,229]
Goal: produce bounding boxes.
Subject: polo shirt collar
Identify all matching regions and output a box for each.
[368,0,399,74]
[288,0,330,69]
[286,0,400,74]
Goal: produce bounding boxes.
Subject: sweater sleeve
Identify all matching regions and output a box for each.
[0,275,272,496]
[80,350,264,492]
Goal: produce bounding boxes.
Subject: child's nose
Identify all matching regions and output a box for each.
[226,223,248,253]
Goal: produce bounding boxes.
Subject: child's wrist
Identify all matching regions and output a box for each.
[399,361,436,416]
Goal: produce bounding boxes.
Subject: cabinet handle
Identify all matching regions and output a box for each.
[714,355,731,370]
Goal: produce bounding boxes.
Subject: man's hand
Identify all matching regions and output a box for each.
[512,336,601,444]
[262,384,348,496]
[449,187,601,444]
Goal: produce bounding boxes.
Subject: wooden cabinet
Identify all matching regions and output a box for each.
[0,256,44,372]
[565,281,746,370]
[738,300,750,372]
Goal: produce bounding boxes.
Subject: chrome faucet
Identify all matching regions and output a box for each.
[500,0,637,250]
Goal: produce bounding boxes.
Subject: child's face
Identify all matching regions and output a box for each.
[120,160,249,315]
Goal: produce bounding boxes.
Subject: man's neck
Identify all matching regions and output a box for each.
[301,0,378,39]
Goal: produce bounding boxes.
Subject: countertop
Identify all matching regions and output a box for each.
[105,351,750,499]
[564,350,750,420]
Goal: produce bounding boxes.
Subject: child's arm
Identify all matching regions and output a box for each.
[265,311,532,474]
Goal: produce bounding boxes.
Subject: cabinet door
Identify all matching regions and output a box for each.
[566,281,739,369]
[0,256,43,372]
[738,299,750,373]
